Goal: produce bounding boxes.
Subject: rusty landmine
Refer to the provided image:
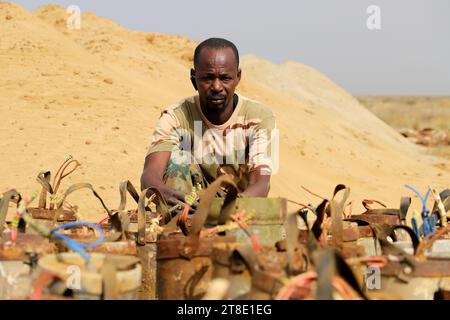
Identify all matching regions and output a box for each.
[0,233,56,260]
[354,213,400,226]
[27,207,77,222]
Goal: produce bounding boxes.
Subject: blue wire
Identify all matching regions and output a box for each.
[405,184,435,237]
[404,184,430,207]
[411,216,420,237]
[50,221,105,262]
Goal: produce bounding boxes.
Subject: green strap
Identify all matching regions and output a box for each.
[36,171,52,209]
[136,186,170,245]
[52,183,122,242]
[102,257,119,300]
[232,245,256,274]
[147,187,170,225]
[399,197,412,223]
[284,211,303,275]
[137,188,150,245]
[314,248,335,300]
[431,189,450,225]
[184,175,238,256]
[311,199,329,240]
[118,180,139,212]
[0,190,21,240]
[330,185,350,249]
[314,248,368,300]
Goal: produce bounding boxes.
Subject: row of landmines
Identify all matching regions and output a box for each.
[1,157,450,300]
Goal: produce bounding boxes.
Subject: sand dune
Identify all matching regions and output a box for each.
[1,2,448,221]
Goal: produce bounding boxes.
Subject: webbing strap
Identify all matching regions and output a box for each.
[311,199,328,240]
[400,197,412,223]
[314,248,368,300]
[137,186,170,245]
[36,171,52,209]
[232,245,256,274]
[52,183,122,242]
[285,211,302,275]
[184,175,238,256]
[101,254,140,299]
[118,180,139,212]
[0,190,21,240]
[331,185,350,249]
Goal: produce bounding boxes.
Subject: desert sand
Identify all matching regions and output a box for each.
[1,3,449,222]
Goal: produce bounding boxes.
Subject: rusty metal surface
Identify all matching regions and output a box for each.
[339,242,366,259]
[358,226,375,238]
[213,261,251,299]
[381,259,450,277]
[353,213,400,226]
[87,240,137,255]
[156,233,235,300]
[211,243,240,267]
[27,208,77,222]
[211,243,252,299]
[137,243,157,300]
[157,235,235,260]
[206,197,287,225]
[250,267,285,299]
[342,226,360,242]
[128,209,153,224]
[157,256,212,300]
[0,233,56,260]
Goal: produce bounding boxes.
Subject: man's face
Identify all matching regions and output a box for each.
[191,47,241,113]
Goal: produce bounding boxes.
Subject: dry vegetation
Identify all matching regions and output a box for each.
[358,96,450,158]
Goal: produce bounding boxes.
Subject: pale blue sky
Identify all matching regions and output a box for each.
[15,0,450,95]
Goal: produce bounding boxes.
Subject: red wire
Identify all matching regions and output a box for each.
[287,199,308,208]
[96,216,109,225]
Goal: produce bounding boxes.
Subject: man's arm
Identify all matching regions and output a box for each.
[140,151,186,207]
[241,168,271,197]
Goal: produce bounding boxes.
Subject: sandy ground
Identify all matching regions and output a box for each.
[1,3,449,222]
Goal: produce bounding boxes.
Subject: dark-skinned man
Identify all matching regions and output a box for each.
[141,38,277,212]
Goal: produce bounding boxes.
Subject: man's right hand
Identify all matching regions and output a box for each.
[140,151,195,213]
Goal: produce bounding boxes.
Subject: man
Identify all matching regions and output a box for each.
[141,38,276,209]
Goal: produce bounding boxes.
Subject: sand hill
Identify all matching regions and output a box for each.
[1,2,449,221]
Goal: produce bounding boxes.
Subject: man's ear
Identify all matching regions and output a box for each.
[190,68,198,91]
[236,68,242,85]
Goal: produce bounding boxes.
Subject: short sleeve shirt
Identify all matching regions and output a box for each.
[147,94,277,182]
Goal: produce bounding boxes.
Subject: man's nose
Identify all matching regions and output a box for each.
[211,78,223,92]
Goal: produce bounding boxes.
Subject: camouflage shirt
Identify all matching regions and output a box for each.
[147,94,277,183]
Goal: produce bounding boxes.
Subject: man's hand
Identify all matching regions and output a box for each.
[240,167,271,197]
[140,151,187,207]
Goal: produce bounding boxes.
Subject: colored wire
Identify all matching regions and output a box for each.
[405,184,435,236]
[50,221,105,262]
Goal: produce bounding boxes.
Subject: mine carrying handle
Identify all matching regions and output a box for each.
[36,159,81,210]
[36,171,53,209]
[431,188,450,226]
[313,248,368,300]
[0,189,21,241]
[311,184,350,250]
[360,196,412,223]
[345,217,420,270]
[137,186,170,245]
[183,175,239,257]
[118,180,140,212]
[415,224,450,259]
[52,183,123,243]
[118,179,171,224]
[284,210,308,276]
